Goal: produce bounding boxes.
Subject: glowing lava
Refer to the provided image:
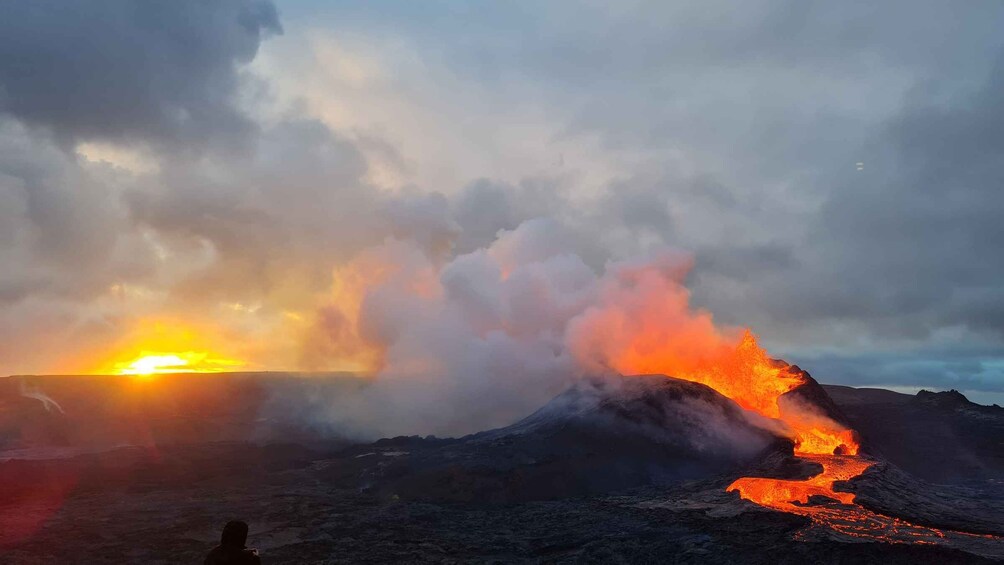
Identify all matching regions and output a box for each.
[727,454,1004,549]
[606,329,860,455]
[566,260,860,454]
[728,454,869,509]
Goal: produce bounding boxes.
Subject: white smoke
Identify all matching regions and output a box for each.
[303,217,718,439]
[19,380,65,414]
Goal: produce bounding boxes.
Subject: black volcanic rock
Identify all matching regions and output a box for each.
[775,362,857,433]
[352,376,787,502]
[848,461,1004,536]
[477,375,782,453]
[6,439,999,564]
[915,388,973,408]
[823,384,1004,483]
[4,375,1003,563]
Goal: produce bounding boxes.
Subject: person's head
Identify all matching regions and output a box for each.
[220,520,249,548]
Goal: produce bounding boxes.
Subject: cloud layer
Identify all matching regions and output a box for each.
[1,0,1003,405]
[0,0,280,148]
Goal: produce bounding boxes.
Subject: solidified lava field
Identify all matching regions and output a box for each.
[2,373,1003,564]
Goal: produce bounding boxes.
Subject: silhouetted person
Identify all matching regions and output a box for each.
[204,520,261,565]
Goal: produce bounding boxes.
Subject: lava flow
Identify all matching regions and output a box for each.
[728,454,877,537]
[729,454,869,507]
[598,312,998,546]
[605,326,859,456]
[727,454,1004,548]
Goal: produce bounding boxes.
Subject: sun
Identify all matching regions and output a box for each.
[114,351,244,376]
[118,354,192,376]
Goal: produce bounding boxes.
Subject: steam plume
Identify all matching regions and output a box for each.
[303,217,771,439]
[19,381,65,414]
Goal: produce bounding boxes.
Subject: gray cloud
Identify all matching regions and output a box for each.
[125,117,380,304]
[1,0,1003,402]
[732,52,1004,345]
[0,118,154,301]
[0,0,281,148]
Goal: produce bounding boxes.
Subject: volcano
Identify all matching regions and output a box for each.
[1,370,1003,563]
[336,375,788,503]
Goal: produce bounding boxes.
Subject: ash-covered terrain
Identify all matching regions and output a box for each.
[2,372,1003,564]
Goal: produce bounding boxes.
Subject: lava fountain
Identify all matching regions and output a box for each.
[566,258,860,456]
[561,257,995,542]
[614,329,999,546]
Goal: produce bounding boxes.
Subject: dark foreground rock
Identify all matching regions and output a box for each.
[3,376,1003,563]
[2,440,998,564]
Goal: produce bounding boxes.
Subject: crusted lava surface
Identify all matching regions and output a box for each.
[1,373,1002,563]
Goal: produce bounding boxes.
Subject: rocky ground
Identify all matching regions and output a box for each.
[2,441,999,564]
[2,374,1003,563]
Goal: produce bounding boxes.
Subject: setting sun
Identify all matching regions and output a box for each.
[119,354,190,375]
[115,351,245,376]
[76,318,253,376]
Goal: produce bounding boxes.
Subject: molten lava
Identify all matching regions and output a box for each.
[727,455,1002,547]
[567,261,859,454]
[728,455,869,509]
[610,329,859,456]
[624,329,1001,548]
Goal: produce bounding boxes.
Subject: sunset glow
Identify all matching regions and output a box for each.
[118,354,190,375]
[114,352,244,376]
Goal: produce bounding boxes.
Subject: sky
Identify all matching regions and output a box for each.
[2,0,1004,405]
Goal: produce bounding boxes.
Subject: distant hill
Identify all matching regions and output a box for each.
[0,373,363,454]
[823,384,1004,483]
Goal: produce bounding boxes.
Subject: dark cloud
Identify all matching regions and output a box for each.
[0,0,281,148]
[750,53,1004,344]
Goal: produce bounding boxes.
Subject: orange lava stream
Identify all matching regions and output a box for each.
[728,454,1001,546]
[587,278,998,551]
[730,455,871,513]
[728,454,868,509]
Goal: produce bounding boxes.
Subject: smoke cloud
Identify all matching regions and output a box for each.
[297,218,762,439]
